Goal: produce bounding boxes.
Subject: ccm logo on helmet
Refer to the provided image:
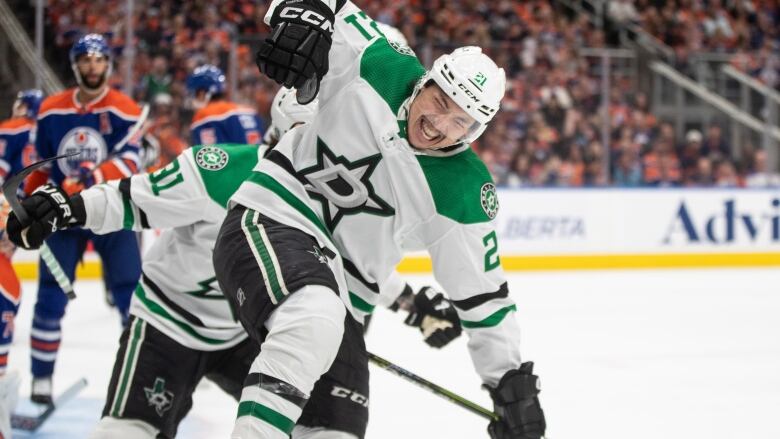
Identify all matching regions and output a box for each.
[458,83,481,103]
[280,7,334,33]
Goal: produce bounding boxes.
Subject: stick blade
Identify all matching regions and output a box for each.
[1,152,80,223]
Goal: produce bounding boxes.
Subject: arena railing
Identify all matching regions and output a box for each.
[651,61,780,171]
[0,0,64,94]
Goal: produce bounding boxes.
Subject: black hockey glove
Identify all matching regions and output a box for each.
[257,0,334,104]
[399,286,462,348]
[487,362,546,439]
[6,184,85,250]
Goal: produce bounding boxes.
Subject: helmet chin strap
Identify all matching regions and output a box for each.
[71,62,111,97]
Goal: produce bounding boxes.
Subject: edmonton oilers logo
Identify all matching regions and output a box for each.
[57,127,107,176]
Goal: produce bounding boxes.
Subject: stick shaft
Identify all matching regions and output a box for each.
[367,351,498,421]
[40,243,75,299]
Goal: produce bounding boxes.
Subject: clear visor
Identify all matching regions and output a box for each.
[423,112,482,145]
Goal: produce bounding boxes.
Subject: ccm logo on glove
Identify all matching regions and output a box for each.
[279,7,334,33]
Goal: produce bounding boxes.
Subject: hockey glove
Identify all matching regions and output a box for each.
[6,184,85,250]
[487,362,546,439]
[257,0,334,103]
[402,286,462,348]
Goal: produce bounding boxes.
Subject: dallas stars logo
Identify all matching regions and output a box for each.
[144,377,174,417]
[184,276,223,300]
[480,183,499,219]
[301,138,394,230]
[195,146,229,171]
[308,246,328,264]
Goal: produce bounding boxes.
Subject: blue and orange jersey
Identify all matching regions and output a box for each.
[32,87,143,189]
[190,101,264,146]
[0,116,36,185]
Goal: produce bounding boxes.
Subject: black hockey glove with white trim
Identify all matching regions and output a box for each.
[487,362,546,439]
[399,286,462,348]
[6,184,85,249]
[256,0,334,103]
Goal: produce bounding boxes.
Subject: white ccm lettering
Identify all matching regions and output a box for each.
[279,7,333,33]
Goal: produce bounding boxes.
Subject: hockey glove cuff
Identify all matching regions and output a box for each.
[487,362,546,439]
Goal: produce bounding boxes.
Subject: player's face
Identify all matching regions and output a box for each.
[407,83,477,150]
[76,54,109,90]
[11,100,27,118]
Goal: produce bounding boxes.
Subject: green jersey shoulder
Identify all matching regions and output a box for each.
[189,144,260,208]
[416,148,498,224]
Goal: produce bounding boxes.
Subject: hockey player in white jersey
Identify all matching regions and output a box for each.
[6,87,462,438]
[211,1,546,438]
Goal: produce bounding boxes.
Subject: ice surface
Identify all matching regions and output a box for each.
[8,269,780,438]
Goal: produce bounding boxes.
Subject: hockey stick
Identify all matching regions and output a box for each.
[112,103,150,154]
[2,152,80,299]
[367,351,499,421]
[11,377,88,431]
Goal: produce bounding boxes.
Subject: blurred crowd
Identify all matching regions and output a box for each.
[607,0,780,90]
[23,0,780,187]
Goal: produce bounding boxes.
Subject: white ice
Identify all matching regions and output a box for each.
[8,268,780,438]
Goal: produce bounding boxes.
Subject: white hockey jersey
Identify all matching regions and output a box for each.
[231,1,522,386]
[81,144,263,350]
[79,142,410,351]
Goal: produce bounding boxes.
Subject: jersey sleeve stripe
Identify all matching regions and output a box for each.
[348,291,375,314]
[118,178,134,228]
[265,150,309,185]
[246,171,332,241]
[236,400,295,435]
[461,305,517,329]
[134,283,228,345]
[243,373,308,408]
[0,125,33,135]
[142,273,205,326]
[342,258,379,293]
[452,282,509,311]
[118,178,151,228]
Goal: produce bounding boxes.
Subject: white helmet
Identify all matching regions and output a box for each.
[418,46,506,144]
[264,87,319,145]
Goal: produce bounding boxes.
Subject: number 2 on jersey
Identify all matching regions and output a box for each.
[483,231,500,271]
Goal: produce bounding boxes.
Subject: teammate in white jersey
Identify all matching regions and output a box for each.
[215,1,548,438]
[6,88,462,438]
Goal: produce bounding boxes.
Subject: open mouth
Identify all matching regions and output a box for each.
[420,116,442,143]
